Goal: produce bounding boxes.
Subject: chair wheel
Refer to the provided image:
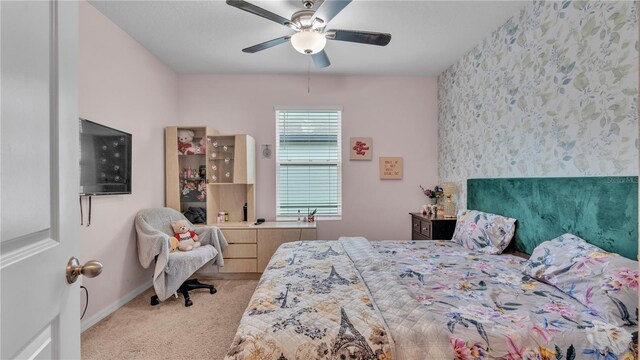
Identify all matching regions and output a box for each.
[185,298,193,307]
[150,295,159,306]
[210,287,217,295]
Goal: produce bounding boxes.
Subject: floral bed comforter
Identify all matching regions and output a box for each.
[226,239,637,360]
[368,240,637,360]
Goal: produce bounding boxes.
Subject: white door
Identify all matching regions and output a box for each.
[1,0,80,359]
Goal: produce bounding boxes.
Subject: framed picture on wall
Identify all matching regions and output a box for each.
[350,137,372,160]
[379,156,403,179]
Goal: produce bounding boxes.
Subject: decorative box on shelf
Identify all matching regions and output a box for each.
[410,212,456,240]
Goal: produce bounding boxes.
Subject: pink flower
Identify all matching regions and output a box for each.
[469,343,487,359]
[584,287,595,306]
[543,301,573,317]
[504,336,525,360]
[432,283,452,290]
[405,282,420,289]
[473,263,491,271]
[415,294,434,303]
[606,280,623,292]
[612,268,638,289]
[530,324,559,342]
[450,338,472,360]
[574,256,605,270]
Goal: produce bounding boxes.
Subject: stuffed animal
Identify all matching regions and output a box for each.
[194,137,206,154]
[170,219,201,252]
[177,130,198,155]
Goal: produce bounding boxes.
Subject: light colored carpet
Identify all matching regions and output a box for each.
[81,279,258,360]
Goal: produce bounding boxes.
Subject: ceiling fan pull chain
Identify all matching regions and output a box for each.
[308,57,311,94]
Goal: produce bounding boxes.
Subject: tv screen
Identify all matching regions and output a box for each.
[79,119,132,195]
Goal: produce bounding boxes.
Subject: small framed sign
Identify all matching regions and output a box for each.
[350,137,372,160]
[379,157,403,179]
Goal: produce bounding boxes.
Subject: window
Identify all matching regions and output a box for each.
[276,108,342,220]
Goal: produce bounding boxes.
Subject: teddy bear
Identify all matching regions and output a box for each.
[170,219,201,252]
[177,129,198,155]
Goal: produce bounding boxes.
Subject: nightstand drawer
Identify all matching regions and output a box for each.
[420,221,432,238]
[412,218,421,233]
[223,244,257,258]
[221,229,256,244]
[412,232,431,240]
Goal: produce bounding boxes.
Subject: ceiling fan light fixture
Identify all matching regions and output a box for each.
[291,30,326,54]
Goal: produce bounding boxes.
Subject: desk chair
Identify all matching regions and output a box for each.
[135,208,224,307]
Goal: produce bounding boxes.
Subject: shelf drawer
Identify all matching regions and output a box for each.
[420,221,432,239]
[221,229,256,244]
[300,228,317,240]
[223,244,257,258]
[219,259,257,273]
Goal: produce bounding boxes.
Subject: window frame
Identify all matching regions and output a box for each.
[275,107,343,221]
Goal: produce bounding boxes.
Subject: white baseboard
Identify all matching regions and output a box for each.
[81,280,153,333]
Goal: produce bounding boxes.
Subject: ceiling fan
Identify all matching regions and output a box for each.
[226,0,392,68]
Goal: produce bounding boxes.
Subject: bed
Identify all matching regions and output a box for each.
[225,177,639,359]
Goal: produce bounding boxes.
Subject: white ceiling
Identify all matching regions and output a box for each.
[89,0,527,76]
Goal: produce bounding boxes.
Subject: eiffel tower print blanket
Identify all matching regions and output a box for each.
[225,238,636,359]
[225,238,451,360]
[225,240,394,360]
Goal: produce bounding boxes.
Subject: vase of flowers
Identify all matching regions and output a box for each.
[419,185,443,204]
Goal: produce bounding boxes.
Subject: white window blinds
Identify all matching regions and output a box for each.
[276,109,342,219]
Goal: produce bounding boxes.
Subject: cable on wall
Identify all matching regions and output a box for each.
[80,285,89,320]
[80,196,84,226]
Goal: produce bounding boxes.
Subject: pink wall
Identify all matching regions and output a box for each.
[178,75,438,240]
[79,1,178,321]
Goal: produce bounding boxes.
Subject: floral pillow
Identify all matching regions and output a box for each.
[450,210,516,254]
[522,234,639,328]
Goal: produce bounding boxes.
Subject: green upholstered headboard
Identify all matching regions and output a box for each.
[467,177,638,260]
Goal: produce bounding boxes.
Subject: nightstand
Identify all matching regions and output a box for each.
[410,212,457,240]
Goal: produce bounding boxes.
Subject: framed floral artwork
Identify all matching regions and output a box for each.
[350,137,372,160]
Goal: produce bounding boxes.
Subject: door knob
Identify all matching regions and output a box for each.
[66,257,103,284]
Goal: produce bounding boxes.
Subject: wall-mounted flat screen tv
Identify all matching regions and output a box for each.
[79,119,132,195]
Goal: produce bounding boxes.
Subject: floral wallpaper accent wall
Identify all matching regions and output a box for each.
[438,0,638,207]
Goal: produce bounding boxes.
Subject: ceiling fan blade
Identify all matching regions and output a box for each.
[311,0,352,26]
[242,36,291,53]
[326,29,391,46]
[312,50,331,68]
[226,0,292,27]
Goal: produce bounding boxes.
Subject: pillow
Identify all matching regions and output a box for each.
[450,210,516,254]
[522,234,638,328]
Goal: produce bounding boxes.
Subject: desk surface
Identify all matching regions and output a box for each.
[197,221,317,230]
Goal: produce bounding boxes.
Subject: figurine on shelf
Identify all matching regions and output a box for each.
[196,182,206,201]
